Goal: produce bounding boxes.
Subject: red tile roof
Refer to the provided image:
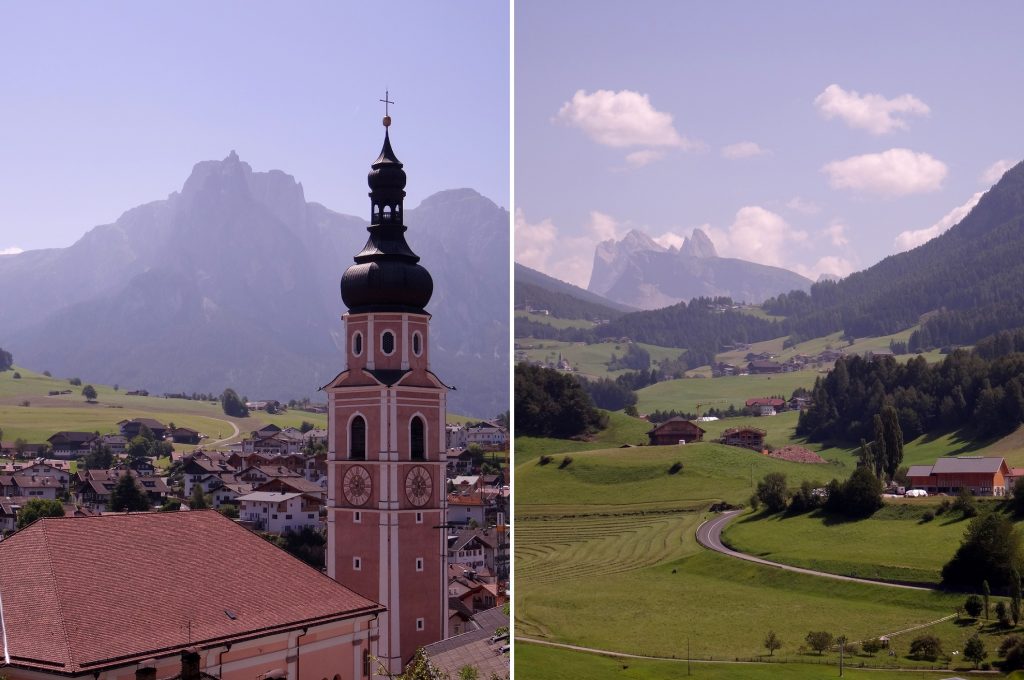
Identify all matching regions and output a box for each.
[0,511,382,673]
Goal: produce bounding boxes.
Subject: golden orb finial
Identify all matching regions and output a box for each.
[383,115,392,127]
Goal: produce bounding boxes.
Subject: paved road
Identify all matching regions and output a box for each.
[695,510,933,591]
[205,418,240,446]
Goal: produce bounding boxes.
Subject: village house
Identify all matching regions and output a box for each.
[446,424,467,450]
[647,417,706,446]
[9,459,72,487]
[425,606,509,680]
[9,474,62,500]
[99,433,127,454]
[47,431,99,458]
[0,441,48,458]
[119,418,168,441]
[75,469,170,509]
[721,426,768,451]
[169,426,202,444]
[237,491,323,534]
[745,397,786,414]
[182,455,235,498]
[447,490,486,527]
[907,457,1011,496]
[0,511,383,680]
[255,475,326,500]
[747,360,784,374]
[448,528,498,574]
[236,464,303,487]
[464,421,509,450]
[208,481,252,509]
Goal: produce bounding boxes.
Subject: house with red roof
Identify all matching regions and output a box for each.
[0,511,383,680]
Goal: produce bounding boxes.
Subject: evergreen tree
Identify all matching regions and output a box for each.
[220,388,250,418]
[881,405,904,480]
[109,473,149,512]
[190,483,209,510]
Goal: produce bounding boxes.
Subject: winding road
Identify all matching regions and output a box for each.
[696,510,932,591]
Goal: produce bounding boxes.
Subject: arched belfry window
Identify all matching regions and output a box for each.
[411,416,425,460]
[350,416,366,460]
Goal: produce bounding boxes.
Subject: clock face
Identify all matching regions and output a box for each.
[343,465,372,506]
[405,466,432,507]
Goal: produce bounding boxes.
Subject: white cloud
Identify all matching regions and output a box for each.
[814,84,930,135]
[893,191,984,252]
[625,149,666,167]
[822,148,948,196]
[794,256,856,281]
[704,206,807,268]
[556,89,695,148]
[514,209,625,288]
[721,142,768,159]
[825,223,848,247]
[652,231,688,249]
[785,197,820,215]
[0,247,23,255]
[981,159,1016,185]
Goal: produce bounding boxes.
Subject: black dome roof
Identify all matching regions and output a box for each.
[341,126,433,314]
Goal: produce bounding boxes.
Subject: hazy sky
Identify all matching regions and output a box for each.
[0,1,508,252]
[514,1,1024,288]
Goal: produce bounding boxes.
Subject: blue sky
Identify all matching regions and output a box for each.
[0,1,508,252]
[514,1,1024,287]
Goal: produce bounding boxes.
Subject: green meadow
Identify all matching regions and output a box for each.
[635,372,817,414]
[518,643,998,680]
[514,339,684,380]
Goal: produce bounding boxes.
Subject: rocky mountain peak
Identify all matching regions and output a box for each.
[681,227,717,258]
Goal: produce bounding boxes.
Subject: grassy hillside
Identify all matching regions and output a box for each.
[722,503,982,585]
[515,311,596,330]
[635,372,816,414]
[515,424,1024,678]
[515,340,683,380]
[514,410,652,464]
[0,365,470,448]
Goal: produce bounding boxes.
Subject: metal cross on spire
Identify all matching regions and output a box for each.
[380,90,394,127]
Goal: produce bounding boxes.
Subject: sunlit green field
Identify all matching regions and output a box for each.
[635,372,818,414]
[515,311,596,330]
[517,643,980,680]
[515,339,684,380]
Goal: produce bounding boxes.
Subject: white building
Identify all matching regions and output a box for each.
[236,491,322,534]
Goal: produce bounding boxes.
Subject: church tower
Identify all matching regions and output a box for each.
[326,107,448,676]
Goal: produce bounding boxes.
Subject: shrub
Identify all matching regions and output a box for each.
[862,639,882,655]
[558,456,573,469]
[964,594,983,618]
[538,455,552,466]
[1000,635,1023,658]
[953,487,978,517]
[908,634,942,661]
[42,370,51,377]
[11,371,20,379]
[668,461,683,475]
[69,377,82,386]
[922,510,935,522]
[997,601,1011,627]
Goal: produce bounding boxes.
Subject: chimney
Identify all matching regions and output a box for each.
[181,647,201,680]
[136,659,157,680]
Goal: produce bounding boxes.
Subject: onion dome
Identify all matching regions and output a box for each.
[341,115,433,314]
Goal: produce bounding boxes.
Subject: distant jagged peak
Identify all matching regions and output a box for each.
[681,227,717,258]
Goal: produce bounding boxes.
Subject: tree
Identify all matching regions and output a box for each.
[953,487,978,518]
[82,445,114,470]
[0,347,12,371]
[942,513,1024,591]
[300,420,315,433]
[126,436,151,464]
[805,631,833,655]
[220,388,250,418]
[837,465,883,518]
[964,594,983,618]
[984,580,992,619]
[109,473,149,512]
[395,648,441,679]
[13,438,28,457]
[190,483,209,510]
[756,472,789,514]
[160,498,182,512]
[16,498,65,528]
[908,634,942,662]
[1013,477,1024,516]
[81,384,98,402]
[964,634,987,668]
[69,377,82,386]
[515,363,606,438]
[880,406,903,480]
[1013,568,1022,626]
[997,601,1011,627]
[764,630,782,656]
[861,638,882,656]
[457,666,479,680]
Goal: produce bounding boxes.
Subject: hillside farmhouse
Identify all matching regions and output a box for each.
[647,417,705,445]
[721,426,767,451]
[907,457,1011,496]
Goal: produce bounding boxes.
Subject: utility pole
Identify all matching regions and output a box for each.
[687,637,691,676]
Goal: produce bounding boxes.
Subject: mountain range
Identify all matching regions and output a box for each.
[588,227,812,309]
[0,152,509,418]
